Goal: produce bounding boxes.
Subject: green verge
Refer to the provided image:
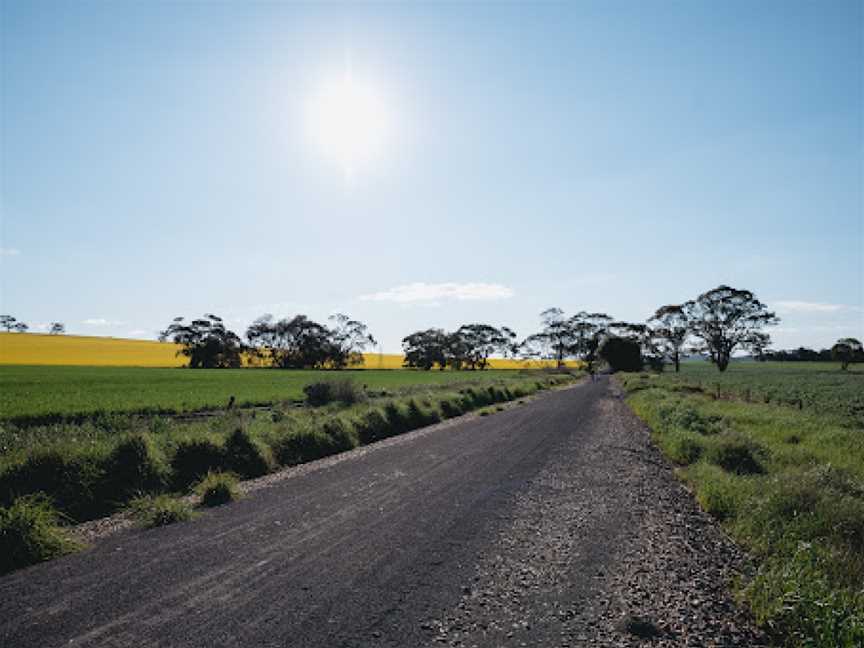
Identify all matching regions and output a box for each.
[619,372,864,648]
[0,372,577,573]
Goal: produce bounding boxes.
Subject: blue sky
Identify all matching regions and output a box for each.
[1,1,861,352]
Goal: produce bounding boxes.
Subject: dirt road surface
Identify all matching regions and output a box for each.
[0,377,764,647]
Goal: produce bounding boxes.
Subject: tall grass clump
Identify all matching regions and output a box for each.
[195,471,240,507]
[0,495,80,575]
[129,495,196,528]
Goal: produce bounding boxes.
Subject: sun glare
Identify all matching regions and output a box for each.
[306,70,394,179]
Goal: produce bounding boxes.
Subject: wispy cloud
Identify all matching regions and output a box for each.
[0,247,20,257]
[82,318,127,326]
[359,282,515,305]
[773,300,853,314]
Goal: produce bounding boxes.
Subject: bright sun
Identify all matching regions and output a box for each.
[306,71,393,178]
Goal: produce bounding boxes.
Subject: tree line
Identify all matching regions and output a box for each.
[1,316,64,334]
[760,340,864,370]
[402,285,781,373]
[158,313,375,369]
[5,284,858,373]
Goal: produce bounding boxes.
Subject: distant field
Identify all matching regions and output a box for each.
[668,360,864,425]
[0,365,547,422]
[0,332,576,370]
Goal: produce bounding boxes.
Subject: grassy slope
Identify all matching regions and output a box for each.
[0,374,576,537]
[621,364,864,647]
[0,365,536,421]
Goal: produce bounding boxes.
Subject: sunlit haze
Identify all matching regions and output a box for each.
[1,1,861,352]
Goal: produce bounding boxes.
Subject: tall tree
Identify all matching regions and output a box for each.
[0,315,16,332]
[327,313,376,369]
[571,312,613,365]
[523,308,575,367]
[402,328,449,370]
[49,322,65,335]
[246,314,332,369]
[831,337,863,370]
[160,314,244,368]
[682,285,778,372]
[647,305,690,372]
[453,324,518,370]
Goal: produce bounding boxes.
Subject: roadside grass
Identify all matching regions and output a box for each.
[620,372,864,647]
[129,494,196,528]
[195,471,240,507]
[0,373,577,545]
[0,495,81,575]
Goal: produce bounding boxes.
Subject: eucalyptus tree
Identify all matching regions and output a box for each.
[327,313,376,369]
[831,337,863,370]
[160,314,244,368]
[246,314,332,369]
[682,285,778,372]
[402,328,449,370]
[453,324,518,370]
[647,304,690,372]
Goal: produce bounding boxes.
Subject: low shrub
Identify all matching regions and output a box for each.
[706,436,764,475]
[0,495,80,575]
[224,428,274,478]
[196,471,240,507]
[303,379,366,406]
[171,437,225,488]
[129,495,195,528]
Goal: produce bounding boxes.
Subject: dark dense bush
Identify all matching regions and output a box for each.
[320,418,359,453]
[171,438,225,489]
[105,434,169,497]
[303,379,366,406]
[438,396,465,419]
[224,428,273,478]
[354,408,390,444]
[600,336,643,372]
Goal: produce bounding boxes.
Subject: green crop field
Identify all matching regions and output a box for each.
[621,361,864,647]
[665,360,864,426]
[0,365,538,423]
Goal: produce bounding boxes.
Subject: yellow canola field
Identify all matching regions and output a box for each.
[0,332,583,370]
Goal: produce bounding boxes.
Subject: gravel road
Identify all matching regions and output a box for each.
[0,377,764,647]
